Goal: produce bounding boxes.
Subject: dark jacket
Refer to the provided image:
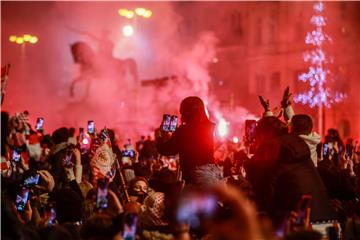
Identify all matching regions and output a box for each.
[157,120,215,183]
[246,133,336,226]
[317,159,357,200]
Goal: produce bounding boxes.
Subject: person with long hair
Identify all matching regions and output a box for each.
[156,96,222,186]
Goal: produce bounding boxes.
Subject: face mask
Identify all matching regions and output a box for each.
[136,191,147,204]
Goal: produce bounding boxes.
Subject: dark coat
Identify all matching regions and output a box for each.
[246,133,336,226]
[157,120,215,183]
[317,159,357,200]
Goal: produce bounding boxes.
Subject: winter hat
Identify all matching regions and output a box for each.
[140,192,167,227]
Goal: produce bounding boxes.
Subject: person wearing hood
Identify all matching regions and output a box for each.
[260,87,322,167]
[156,96,222,186]
[278,87,321,167]
[245,116,336,227]
[290,114,321,167]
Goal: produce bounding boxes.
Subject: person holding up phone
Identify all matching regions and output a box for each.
[156,96,222,186]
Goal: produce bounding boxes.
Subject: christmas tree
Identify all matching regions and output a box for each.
[294,1,345,108]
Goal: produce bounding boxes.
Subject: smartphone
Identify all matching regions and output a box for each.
[23,173,40,188]
[87,120,95,134]
[35,117,44,131]
[245,120,257,143]
[123,213,138,240]
[96,178,109,209]
[295,195,312,225]
[79,127,84,139]
[162,114,171,132]
[323,143,329,158]
[15,188,30,212]
[345,144,353,159]
[170,115,178,132]
[63,149,74,167]
[45,202,56,226]
[122,149,135,158]
[176,192,218,228]
[12,149,21,162]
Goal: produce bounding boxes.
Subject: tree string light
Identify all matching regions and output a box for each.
[294,1,345,108]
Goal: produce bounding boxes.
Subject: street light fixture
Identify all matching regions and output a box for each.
[9,34,39,45]
[118,7,152,19]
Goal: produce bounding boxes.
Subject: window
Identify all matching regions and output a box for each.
[255,18,262,45]
[230,11,243,37]
[256,74,266,94]
[271,72,281,89]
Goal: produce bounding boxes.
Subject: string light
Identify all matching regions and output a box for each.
[294,1,345,108]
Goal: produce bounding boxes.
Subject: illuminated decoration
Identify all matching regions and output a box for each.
[217,118,229,138]
[212,57,218,63]
[294,1,345,108]
[29,36,38,44]
[233,136,239,144]
[9,35,17,42]
[16,37,24,44]
[118,7,152,19]
[122,25,134,37]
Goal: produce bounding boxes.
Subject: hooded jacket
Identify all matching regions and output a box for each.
[246,133,336,226]
[299,132,321,167]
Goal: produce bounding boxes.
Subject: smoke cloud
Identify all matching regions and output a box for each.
[2,2,255,143]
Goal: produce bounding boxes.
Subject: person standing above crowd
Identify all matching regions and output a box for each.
[156,96,223,186]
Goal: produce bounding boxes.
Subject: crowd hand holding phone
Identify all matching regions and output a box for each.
[107,189,124,215]
[37,170,55,192]
[43,202,57,227]
[340,152,355,176]
[14,200,33,224]
[10,150,29,177]
[160,114,178,136]
[284,208,312,235]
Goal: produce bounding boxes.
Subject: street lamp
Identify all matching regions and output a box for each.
[118,7,152,19]
[122,25,134,37]
[9,34,39,45]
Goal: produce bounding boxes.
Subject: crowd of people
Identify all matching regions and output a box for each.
[1,90,360,240]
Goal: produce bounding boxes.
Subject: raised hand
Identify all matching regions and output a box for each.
[258,96,270,111]
[38,170,55,192]
[281,86,292,108]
